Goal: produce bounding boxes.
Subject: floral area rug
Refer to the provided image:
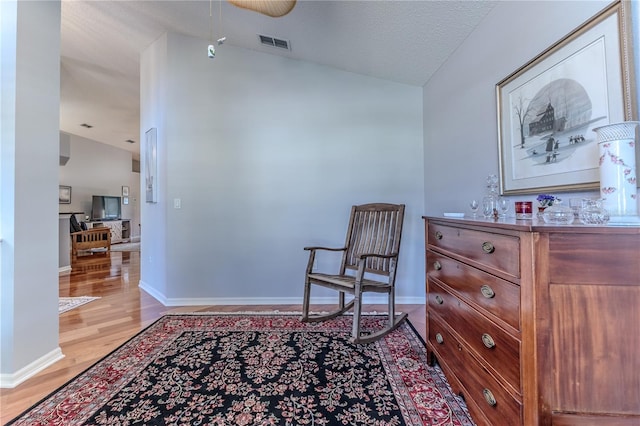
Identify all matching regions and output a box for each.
[8,313,475,426]
[58,296,100,314]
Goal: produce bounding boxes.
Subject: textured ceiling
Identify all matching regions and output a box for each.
[60,0,496,159]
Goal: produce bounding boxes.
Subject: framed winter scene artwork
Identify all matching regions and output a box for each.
[496,0,635,195]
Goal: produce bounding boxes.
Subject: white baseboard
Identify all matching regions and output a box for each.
[59,266,72,275]
[0,347,64,388]
[138,281,423,306]
[138,280,167,305]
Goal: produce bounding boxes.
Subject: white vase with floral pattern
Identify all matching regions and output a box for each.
[593,121,639,221]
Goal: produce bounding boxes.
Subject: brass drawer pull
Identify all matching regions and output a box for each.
[483,388,497,406]
[435,295,444,305]
[435,333,444,344]
[435,231,443,240]
[433,261,442,271]
[482,333,496,349]
[481,241,495,254]
[480,285,495,299]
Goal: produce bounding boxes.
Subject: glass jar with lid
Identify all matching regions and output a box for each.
[579,199,610,225]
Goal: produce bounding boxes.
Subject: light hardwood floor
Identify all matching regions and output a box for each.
[0,249,426,424]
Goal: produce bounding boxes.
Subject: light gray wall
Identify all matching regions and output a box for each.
[140,32,425,304]
[1,0,61,383]
[59,133,141,239]
[423,0,639,215]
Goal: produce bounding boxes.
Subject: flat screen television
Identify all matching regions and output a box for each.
[91,195,121,221]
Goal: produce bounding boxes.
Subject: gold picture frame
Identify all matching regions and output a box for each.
[496,1,636,195]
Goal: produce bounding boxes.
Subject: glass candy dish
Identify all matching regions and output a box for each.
[542,199,575,225]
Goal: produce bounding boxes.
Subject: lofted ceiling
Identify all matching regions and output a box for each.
[60,0,497,160]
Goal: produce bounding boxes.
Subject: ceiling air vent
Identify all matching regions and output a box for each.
[258,34,290,50]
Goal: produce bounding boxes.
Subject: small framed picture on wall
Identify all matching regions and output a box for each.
[123,196,129,205]
[122,186,129,196]
[59,185,71,204]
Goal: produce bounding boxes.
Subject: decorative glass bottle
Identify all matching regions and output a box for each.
[482,174,499,218]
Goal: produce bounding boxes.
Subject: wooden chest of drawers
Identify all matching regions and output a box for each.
[423,217,640,426]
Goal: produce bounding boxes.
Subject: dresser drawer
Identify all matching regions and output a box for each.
[428,313,522,425]
[428,280,521,392]
[427,250,520,330]
[427,223,520,278]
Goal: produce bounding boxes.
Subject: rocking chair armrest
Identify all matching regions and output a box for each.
[356,252,399,260]
[303,246,347,252]
[304,246,346,274]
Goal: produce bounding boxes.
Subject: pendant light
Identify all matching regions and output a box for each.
[207,0,216,58]
[207,0,226,58]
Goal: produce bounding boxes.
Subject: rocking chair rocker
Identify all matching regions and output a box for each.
[301,203,407,344]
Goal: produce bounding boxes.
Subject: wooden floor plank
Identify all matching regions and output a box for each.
[0,250,425,424]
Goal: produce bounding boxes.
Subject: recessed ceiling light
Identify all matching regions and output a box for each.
[125,139,136,144]
[80,123,93,128]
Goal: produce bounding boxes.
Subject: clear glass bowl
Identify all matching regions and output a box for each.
[542,200,575,225]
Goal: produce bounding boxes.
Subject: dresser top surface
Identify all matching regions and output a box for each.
[423,216,640,234]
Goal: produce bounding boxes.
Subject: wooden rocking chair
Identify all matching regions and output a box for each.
[301,203,407,344]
